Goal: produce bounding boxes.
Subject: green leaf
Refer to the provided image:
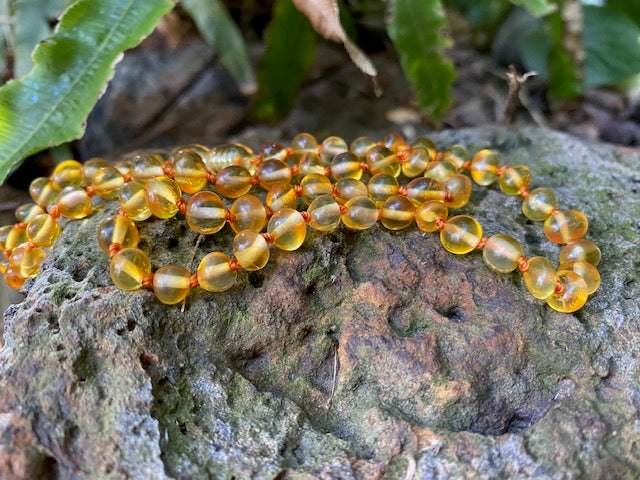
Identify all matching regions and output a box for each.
[181,0,256,94]
[0,0,174,183]
[606,0,640,27]
[508,0,555,18]
[252,0,317,121]
[387,0,455,122]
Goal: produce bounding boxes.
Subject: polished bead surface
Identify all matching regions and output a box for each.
[215,165,252,198]
[333,178,368,204]
[10,243,45,277]
[342,196,378,230]
[320,136,348,164]
[297,152,325,176]
[559,239,601,266]
[0,225,15,250]
[230,194,267,233]
[331,152,363,180]
[186,191,226,234]
[206,144,254,173]
[350,136,376,159]
[482,234,523,273]
[173,149,208,193]
[406,177,445,206]
[56,186,92,219]
[366,146,400,177]
[266,184,299,211]
[546,270,589,313]
[97,215,139,253]
[4,267,25,289]
[15,203,45,223]
[51,160,83,190]
[558,260,600,294]
[197,252,237,292]
[4,225,28,251]
[368,174,398,206]
[443,144,468,170]
[443,174,472,208]
[523,256,556,299]
[110,248,151,291]
[308,195,341,231]
[153,264,191,305]
[131,154,165,182]
[257,159,292,189]
[29,177,59,207]
[92,167,124,199]
[499,166,531,196]
[233,230,270,270]
[119,181,152,221]
[381,195,414,230]
[267,208,307,251]
[401,147,430,178]
[300,173,332,205]
[145,177,182,219]
[291,132,318,153]
[415,201,448,232]
[82,157,110,185]
[543,210,588,244]
[424,161,455,182]
[522,187,557,221]
[381,132,405,151]
[440,215,483,254]
[26,214,60,247]
[470,149,499,186]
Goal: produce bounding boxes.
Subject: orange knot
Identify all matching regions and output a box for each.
[496,165,508,175]
[434,217,446,231]
[123,172,133,182]
[475,236,488,250]
[324,166,332,178]
[396,150,409,163]
[519,186,529,199]
[250,155,262,166]
[290,165,299,176]
[224,210,237,223]
[444,191,454,204]
[339,204,347,215]
[550,209,561,215]
[377,208,383,221]
[108,243,122,259]
[264,205,274,218]
[15,222,26,230]
[331,183,340,197]
[293,185,303,196]
[205,171,217,185]
[554,281,565,295]
[261,232,276,243]
[3,250,11,259]
[48,205,61,219]
[142,273,154,289]
[316,145,323,154]
[285,147,294,157]
[435,152,445,161]
[461,161,472,171]
[517,256,529,273]
[360,162,371,172]
[118,208,128,217]
[176,197,187,215]
[86,186,96,197]
[300,211,311,223]
[250,175,261,186]
[228,258,243,271]
[397,186,408,196]
[189,273,199,289]
[24,242,36,252]
[162,161,175,178]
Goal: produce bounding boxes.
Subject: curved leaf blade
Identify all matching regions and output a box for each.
[0,0,174,183]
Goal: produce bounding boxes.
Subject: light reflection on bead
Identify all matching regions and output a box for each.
[119,181,152,221]
[131,154,165,183]
[297,153,324,176]
[350,136,376,159]
[559,239,601,266]
[443,174,472,208]
[381,195,414,230]
[154,264,191,305]
[144,177,182,219]
[206,144,254,173]
[10,243,45,277]
[443,144,468,171]
[257,159,292,189]
[543,210,588,244]
[215,165,252,198]
[229,195,267,233]
[342,196,378,230]
[267,208,307,251]
[29,177,59,207]
[440,215,482,254]
[415,201,448,232]
[482,234,523,273]
[15,203,45,224]
[558,260,600,294]
[4,225,28,251]
[368,174,398,206]
[523,256,556,299]
[401,148,430,178]
[320,136,348,164]
[546,270,588,313]
[83,158,111,185]
[51,160,83,190]
[4,266,25,289]
[173,149,208,194]
[97,215,139,253]
[308,195,341,231]
[27,214,60,247]
[366,146,400,177]
[266,184,299,211]
[522,187,556,221]
[92,167,124,199]
[56,186,92,219]
[470,149,499,186]
[499,166,530,196]
[197,252,237,292]
[233,230,270,270]
[331,152,363,180]
[186,191,226,234]
[110,248,151,291]
[424,161,455,182]
[406,177,445,206]
[300,174,332,205]
[333,178,368,204]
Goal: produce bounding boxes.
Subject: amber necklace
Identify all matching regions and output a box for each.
[0,133,601,312]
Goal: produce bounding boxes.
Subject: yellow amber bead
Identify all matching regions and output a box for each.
[233,230,270,270]
[331,152,363,180]
[92,167,124,199]
[82,157,110,185]
[4,225,28,251]
[424,161,456,182]
[543,210,588,244]
[559,239,601,266]
[15,203,45,223]
[401,147,430,178]
[368,174,398,206]
[131,154,165,183]
[260,142,288,161]
[522,256,556,299]
[482,234,523,273]
[308,195,341,231]
[51,160,83,190]
[342,196,378,230]
[186,191,226,235]
[470,149,499,186]
[4,266,25,289]
[415,201,448,232]
[229,194,267,233]
[300,173,332,205]
[291,132,318,153]
[197,252,237,292]
[366,146,400,177]
[406,177,446,206]
[27,214,61,247]
[119,181,152,221]
[56,186,92,219]
[144,177,182,219]
[522,187,557,221]
[297,152,325,176]
[97,215,139,253]
[443,174,472,208]
[29,177,59,207]
[267,208,307,251]
[110,248,151,291]
[443,144,468,171]
[266,184,299,211]
[350,136,376,159]
[333,178,368,204]
[257,159,292,189]
[0,257,8,274]
[0,225,14,250]
[9,243,45,277]
[412,137,437,160]
[381,132,405,151]
[558,260,600,295]
[499,166,530,196]
[381,195,415,230]
[320,136,348,164]
[153,264,191,305]
[215,165,252,198]
[440,215,483,254]
[206,144,254,173]
[173,149,208,194]
[114,160,133,176]
[546,270,589,313]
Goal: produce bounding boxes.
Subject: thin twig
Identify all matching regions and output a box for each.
[181,234,204,313]
[504,65,537,124]
[326,343,339,409]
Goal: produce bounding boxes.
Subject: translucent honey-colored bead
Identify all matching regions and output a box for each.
[559,239,601,266]
[366,146,400,177]
[119,181,152,221]
[92,167,124,199]
[229,194,267,233]
[131,154,165,183]
[424,161,456,182]
[175,143,211,162]
[381,195,415,230]
[144,177,182,219]
[411,137,437,159]
[9,243,45,277]
[291,132,318,153]
[440,215,482,254]
[482,234,523,273]
[331,152,363,180]
[51,160,83,190]
[558,260,600,295]
[15,203,45,223]
[308,195,341,232]
[173,149,208,194]
[415,201,448,232]
[382,132,405,151]
[82,157,110,185]
[205,144,254,173]
[97,215,139,253]
[350,136,376,159]
[114,160,133,176]
[333,178,368,204]
[4,267,25,289]
[260,142,288,161]
[499,166,530,196]
[546,270,589,313]
[4,225,28,251]
[29,177,59,207]
[56,186,92,219]
[543,210,588,244]
[401,147,430,178]
[297,152,325,176]
[522,256,556,299]
[368,174,398,206]
[257,159,292,189]
[233,230,270,270]
[470,149,499,186]
[185,191,226,235]
[443,174,472,208]
[27,214,60,247]
[266,184,299,211]
[153,264,191,305]
[0,225,14,250]
[406,177,446,206]
[110,247,151,291]
[341,196,379,230]
[197,252,237,292]
[320,136,348,164]
[267,208,307,251]
[0,257,8,274]
[443,144,469,171]
[300,173,332,205]
[215,165,252,198]
[522,187,557,221]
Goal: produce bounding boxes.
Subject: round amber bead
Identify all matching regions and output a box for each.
[558,260,600,295]
[443,144,468,171]
[206,144,254,173]
[300,174,332,205]
[381,195,414,230]
[0,225,15,250]
[0,257,8,274]
[229,195,267,233]
[119,181,152,221]
[499,166,530,196]
[110,248,151,291]
[308,195,341,232]
[559,239,601,266]
[415,201,448,232]
[366,146,400,177]
[92,167,124,199]
[15,203,45,224]
[546,270,589,313]
[522,187,557,221]
[51,160,83,190]
[145,177,182,219]
[297,153,324,176]
[543,210,588,244]
[9,243,45,277]
[260,142,288,161]
[97,215,139,253]
[266,184,299,211]
[424,161,456,182]
[114,160,133,176]
[440,215,483,254]
[470,149,499,186]
[406,177,445,206]
[82,158,110,185]
[173,149,208,194]
[333,178,368,204]
[412,137,437,159]
[342,196,378,230]
[233,230,270,270]
[257,159,292,189]
[291,132,318,153]
[320,136,348,164]
[482,234,523,273]
[267,208,307,251]
[350,136,376,159]
[185,191,226,235]
[27,214,61,247]
[4,225,28,251]
[443,174,472,208]
[197,252,237,292]
[4,267,25,289]
[29,177,59,207]
[522,256,556,299]
[153,264,191,305]
[56,186,92,219]
[131,154,165,183]
[401,147,430,178]
[331,152,363,180]
[368,174,398,207]
[215,165,252,198]
[381,132,405,151]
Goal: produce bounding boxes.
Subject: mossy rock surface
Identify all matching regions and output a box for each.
[1,126,639,479]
